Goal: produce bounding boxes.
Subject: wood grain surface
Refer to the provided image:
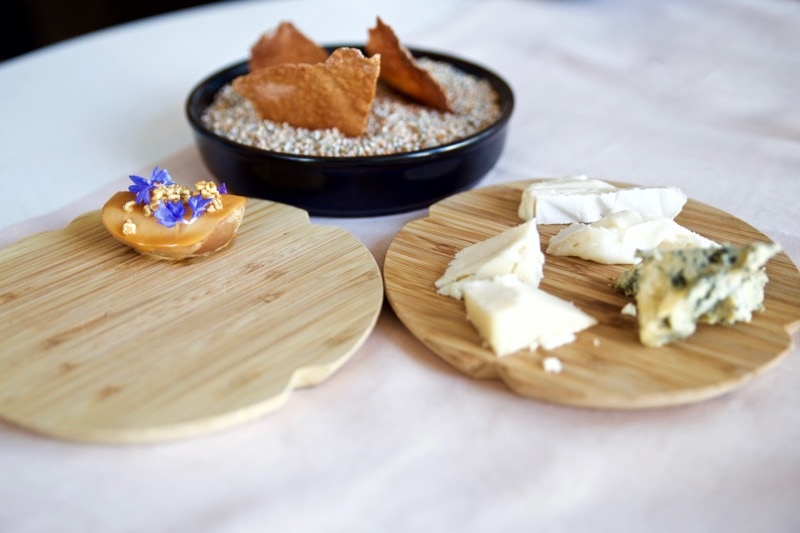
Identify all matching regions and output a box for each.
[383,180,800,409]
[0,199,383,443]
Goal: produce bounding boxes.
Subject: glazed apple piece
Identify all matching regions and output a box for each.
[101,167,247,260]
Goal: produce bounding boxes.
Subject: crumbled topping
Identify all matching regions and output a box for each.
[124,167,228,230]
[122,218,136,235]
[195,180,224,213]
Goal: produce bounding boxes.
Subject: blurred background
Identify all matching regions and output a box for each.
[1,0,220,61]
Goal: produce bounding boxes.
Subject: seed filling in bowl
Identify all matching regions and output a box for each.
[200,58,502,158]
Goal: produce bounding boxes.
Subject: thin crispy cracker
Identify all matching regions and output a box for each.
[233,47,381,137]
[249,21,329,71]
[365,17,452,112]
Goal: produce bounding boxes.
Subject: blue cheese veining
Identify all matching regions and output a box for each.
[616,242,781,347]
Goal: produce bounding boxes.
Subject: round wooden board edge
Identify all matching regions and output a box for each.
[383,179,800,409]
[0,198,385,444]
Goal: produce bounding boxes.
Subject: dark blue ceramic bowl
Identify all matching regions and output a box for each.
[186,46,514,217]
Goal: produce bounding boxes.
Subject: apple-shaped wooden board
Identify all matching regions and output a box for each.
[0,199,383,443]
[383,180,800,409]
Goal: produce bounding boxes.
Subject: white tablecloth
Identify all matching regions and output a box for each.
[2,0,799,531]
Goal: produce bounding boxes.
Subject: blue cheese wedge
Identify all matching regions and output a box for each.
[462,275,597,357]
[435,220,544,299]
[518,175,687,224]
[616,242,781,347]
[546,210,718,264]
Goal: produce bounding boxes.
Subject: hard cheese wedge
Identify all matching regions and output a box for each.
[435,220,544,299]
[518,175,687,224]
[462,275,597,357]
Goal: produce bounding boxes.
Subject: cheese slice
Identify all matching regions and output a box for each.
[462,275,596,357]
[546,210,717,264]
[616,242,781,347]
[518,175,687,224]
[435,220,544,299]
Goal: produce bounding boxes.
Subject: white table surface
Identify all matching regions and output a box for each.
[2,0,799,531]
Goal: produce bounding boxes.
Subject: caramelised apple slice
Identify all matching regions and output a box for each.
[101,167,247,260]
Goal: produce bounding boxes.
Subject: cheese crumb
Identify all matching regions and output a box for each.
[621,302,637,316]
[543,356,563,374]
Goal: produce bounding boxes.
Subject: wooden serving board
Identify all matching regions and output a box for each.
[0,199,383,443]
[383,180,800,409]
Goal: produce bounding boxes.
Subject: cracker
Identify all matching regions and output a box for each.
[249,21,329,71]
[365,17,453,112]
[233,47,381,137]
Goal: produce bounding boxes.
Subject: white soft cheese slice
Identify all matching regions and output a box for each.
[435,220,544,299]
[518,175,687,224]
[546,210,717,264]
[462,275,596,357]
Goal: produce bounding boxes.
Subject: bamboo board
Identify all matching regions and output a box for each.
[383,180,800,409]
[0,199,383,443]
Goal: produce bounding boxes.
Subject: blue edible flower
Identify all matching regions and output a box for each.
[150,167,174,187]
[153,200,186,228]
[125,167,224,229]
[128,166,175,205]
[187,195,213,221]
[128,175,153,205]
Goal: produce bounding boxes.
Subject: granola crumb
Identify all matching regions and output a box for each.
[122,218,136,235]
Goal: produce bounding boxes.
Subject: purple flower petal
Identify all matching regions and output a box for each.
[187,195,212,221]
[153,200,186,228]
[150,166,174,186]
[128,175,153,205]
